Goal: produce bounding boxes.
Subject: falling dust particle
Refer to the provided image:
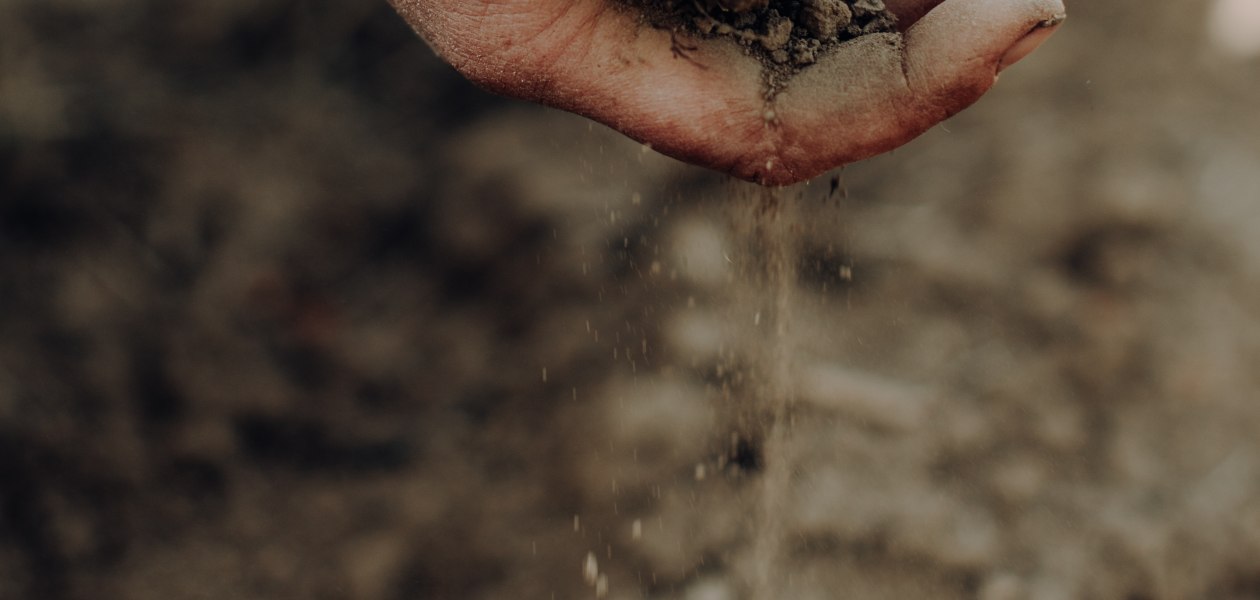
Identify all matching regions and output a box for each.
[584,551,599,585]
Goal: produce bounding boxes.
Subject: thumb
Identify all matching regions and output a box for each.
[904,0,1066,114]
[757,0,1065,185]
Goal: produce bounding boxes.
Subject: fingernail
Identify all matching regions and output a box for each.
[998,14,1065,72]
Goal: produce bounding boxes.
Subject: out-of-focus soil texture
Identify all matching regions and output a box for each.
[4,1,1260,599]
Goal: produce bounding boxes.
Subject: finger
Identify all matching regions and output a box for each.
[536,10,773,178]
[998,20,1061,71]
[764,0,1064,184]
[389,0,578,97]
[392,0,773,180]
[904,0,1066,102]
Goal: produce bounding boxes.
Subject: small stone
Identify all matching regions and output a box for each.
[852,0,887,17]
[759,16,793,52]
[801,0,853,39]
[791,37,822,65]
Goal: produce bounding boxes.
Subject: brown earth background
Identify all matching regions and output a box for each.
[3,1,1260,599]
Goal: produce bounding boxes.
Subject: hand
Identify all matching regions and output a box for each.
[390,0,1065,185]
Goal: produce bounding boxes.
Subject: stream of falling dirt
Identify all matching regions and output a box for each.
[740,186,798,600]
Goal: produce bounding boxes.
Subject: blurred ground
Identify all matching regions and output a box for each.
[2,1,1260,599]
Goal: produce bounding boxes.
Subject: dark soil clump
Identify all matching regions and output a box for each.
[623,0,898,74]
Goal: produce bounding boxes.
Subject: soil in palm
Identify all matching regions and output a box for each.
[622,0,899,69]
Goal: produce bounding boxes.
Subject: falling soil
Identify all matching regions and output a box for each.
[621,0,898,91]
[737,187,800,599]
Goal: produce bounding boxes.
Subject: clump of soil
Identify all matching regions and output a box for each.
[623,0,898,71]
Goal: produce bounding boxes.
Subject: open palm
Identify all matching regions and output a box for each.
[390,0,1064,185]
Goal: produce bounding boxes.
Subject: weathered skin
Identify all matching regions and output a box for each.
[389,0,1065,185]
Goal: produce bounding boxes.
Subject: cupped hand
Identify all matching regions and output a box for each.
[390,0,1065,185]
